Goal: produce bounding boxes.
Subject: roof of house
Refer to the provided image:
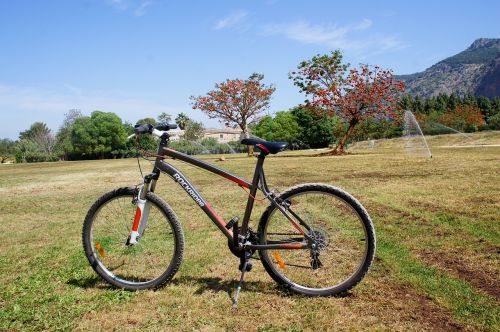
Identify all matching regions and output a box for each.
[204,128,242,134]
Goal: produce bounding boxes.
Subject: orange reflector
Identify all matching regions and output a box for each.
[95,242,106,257]
[272,251,286,269]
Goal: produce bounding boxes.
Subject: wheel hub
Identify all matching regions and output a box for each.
[308,227,330,251]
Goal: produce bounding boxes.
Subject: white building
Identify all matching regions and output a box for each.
[203,128,243,143]
[169,128,243,143]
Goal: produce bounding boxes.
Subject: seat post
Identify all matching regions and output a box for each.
[239,153,265,236]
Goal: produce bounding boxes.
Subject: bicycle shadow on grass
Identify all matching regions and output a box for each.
[170,276,274,296]
[67,275,353,299]
[67,275,111,289]
[170,276,353,299]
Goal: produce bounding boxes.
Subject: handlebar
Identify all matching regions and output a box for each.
[128,123,178,140]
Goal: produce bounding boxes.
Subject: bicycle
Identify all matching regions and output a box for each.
[82,123,376,306]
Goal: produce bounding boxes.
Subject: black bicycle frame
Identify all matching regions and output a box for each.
[142,136,310,251]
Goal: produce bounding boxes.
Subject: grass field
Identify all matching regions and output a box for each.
[1,132,499,331]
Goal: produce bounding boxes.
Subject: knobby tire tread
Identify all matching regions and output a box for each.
[82,187,184,290]
[258,183,376,296]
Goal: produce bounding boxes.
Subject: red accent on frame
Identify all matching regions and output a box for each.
[256,144,270,153]
[279,244,306,249]
[205,202,232,235]
[221,173,251,188]
[285,215,306,235]
[132,207,141,231]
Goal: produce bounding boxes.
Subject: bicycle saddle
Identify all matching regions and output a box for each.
[240,138,288,154]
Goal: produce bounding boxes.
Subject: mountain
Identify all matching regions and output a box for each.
[397,38,500,98]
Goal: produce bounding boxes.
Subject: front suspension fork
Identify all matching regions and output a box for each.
[128,178,155,245]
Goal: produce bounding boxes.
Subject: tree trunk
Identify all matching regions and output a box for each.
[317,119,358,156]
[242,127,253,157]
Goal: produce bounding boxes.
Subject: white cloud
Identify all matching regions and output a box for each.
[108,0,128,10]
[134,0,152,16]
[107,0,153,16]
[214,10,248,30]
[263,19,403,53]
[353,18,372,31]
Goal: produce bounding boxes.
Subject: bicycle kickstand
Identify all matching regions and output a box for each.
[232,251,252,308]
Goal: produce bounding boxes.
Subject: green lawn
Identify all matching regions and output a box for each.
[1,132,499,331]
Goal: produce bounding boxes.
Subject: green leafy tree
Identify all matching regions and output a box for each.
[183,120,205,141]
[253,111,300,142]
[19,122,50,140]
[55,109,83,160]
[14,139,41,163]
[136,117,157,126]
[0,139,16,163]
[19,122,56,154]
[175,113,191,130]
[399,94,413,111]
[487,112,500,130]
[134,118,158,151]
[157,112,172,124]
[291,106,336,148]
[19,122,56,161]
[71,111,127,159]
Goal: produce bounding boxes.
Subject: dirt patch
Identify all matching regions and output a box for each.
[416,249,500,301]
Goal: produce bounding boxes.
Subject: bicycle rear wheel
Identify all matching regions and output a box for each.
[258,184,375,296]
[82,187,184,290]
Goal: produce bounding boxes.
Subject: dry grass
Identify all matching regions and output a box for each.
[0,132,499,331]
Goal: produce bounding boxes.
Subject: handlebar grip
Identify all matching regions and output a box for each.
[134,123,153,134]
[155,123,178,131]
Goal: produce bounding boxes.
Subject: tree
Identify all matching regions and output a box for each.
[134,118,158,151]
[14,139,38,163]
[71,111,127,159]
[19,122,49,140]
[157,112,172,124]
[190,73,275,155]
[291,106,337,148]
[290,50,404,155]
[19,122,56,155]
[0,139,16,163]
[439,104,485,132]
[253,111,301,143]
[55,109,83,160]
[136,117,157,126]
[175,113,190,130]
[183,120,205,141]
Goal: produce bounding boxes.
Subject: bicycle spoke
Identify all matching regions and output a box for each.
[262,188,372,291]
[88,192,178,285]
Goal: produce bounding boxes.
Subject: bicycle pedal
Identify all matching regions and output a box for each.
[225,216,239,229]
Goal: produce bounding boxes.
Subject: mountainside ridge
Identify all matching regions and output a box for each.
[397,38,500,98]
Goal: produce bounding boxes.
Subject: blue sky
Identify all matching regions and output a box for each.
[1,0,499,139]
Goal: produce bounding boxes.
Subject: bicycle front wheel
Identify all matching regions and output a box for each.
[82,187,184,290]
[258,184,375,296]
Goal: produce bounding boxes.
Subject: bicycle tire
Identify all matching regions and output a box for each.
[258,183,375,296]
[82,187,184,290]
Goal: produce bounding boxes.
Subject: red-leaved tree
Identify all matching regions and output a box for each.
[290,50,405,155]
[190,73,275,155]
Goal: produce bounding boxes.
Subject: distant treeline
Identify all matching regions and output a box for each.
[252,94,500,146]
[1,94,499,163]
[0,110,244,163]
[400,93,500,134]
